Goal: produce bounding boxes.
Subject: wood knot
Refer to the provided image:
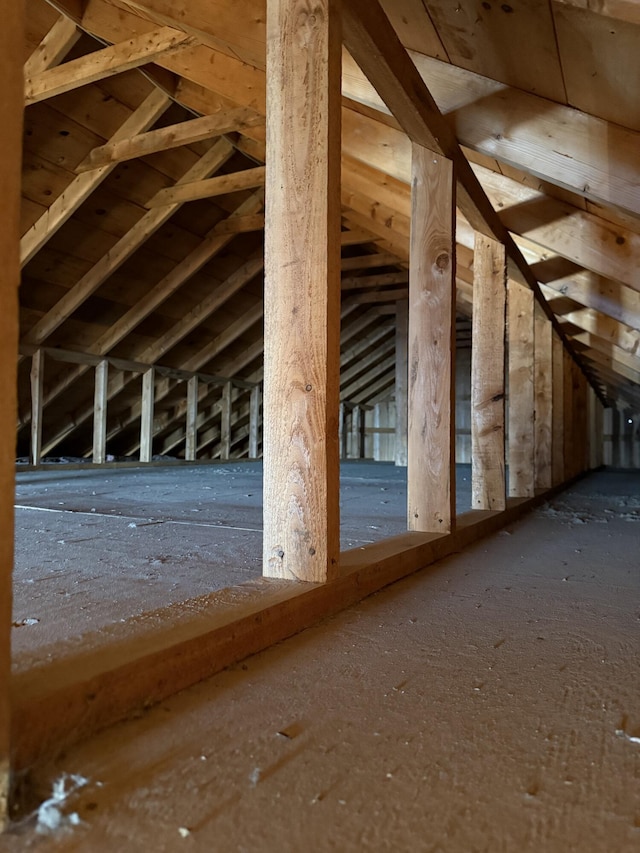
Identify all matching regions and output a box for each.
[435,252,450,271]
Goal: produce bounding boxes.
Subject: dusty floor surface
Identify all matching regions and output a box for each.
[2,470,639,851]
[12,462,473,661]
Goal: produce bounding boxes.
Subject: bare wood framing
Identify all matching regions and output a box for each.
[249,385,261,459]
[408,147,456,532]
[394,299,408,467]
[220,381,232,460]
[29,349,45,467]
[472,235,507,510]
[92,359,109,465]
[263,0,342,582]
[185,376,199,462]
[146,166,266,207]
[507,280,535,498]
[552,332,566,486]
[24,26,192,104]
[534,305,553,490]
[24,15,80,77]
[0,0,22,823]
[140,367,155,463]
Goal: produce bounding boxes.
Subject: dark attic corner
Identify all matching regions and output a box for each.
[0,0,639,849]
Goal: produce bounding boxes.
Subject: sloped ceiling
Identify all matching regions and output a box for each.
[18,0,640,460]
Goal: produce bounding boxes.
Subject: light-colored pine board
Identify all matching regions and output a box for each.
[29,349,45,466]
[220,381,232,459]
[146,166,266,208]
[262,0,341,581]
[472,234,506,510]
[24,15,80,77]
[92,359,109,464]
[394,299,408,467]
[249,385,261,459]
[0,0,22,822]
[140,367,155,463]
[379,0,449,59]
[507,280,535,498]
[408,147,455,531]
[534,305,553,490]
[185,375,199,462]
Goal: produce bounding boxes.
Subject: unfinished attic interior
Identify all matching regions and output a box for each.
[1,0,639,845]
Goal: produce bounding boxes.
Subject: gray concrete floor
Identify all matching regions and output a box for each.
[3,469,639,851]
[12,462,473,661]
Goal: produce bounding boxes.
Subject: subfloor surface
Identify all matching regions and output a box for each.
[3,470,639,851]
[12,462,473,661]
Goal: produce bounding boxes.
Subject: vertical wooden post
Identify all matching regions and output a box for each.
[339,402,345,460]
[551,332,564,485]
[263,0,341,581]
[507,280,535,498]
[351,404,364,459]
[408,147,455,532]
[0,0,23,825]
[533,305,552,490]
[93,359,108,464]
[563,349,574,479]
[140,367,155,463]
[185,375,198,462]
[472,234,506,510]
[220,381,232,460]
[249,385,261,459]
[30,349,45,466]
[394,299,408,467]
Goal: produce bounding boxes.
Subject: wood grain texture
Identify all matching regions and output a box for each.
[0,0,23,824]
[472,234,506,510]
[395,299,408,467]
[92,359,108,464]
[262,0,341,581]
[551,332,565,486]
[534,305,553,490]
[140,367,155,463]
[185,376,198,461]
[408,148,456,532]
[507,280,535,498]
[29,349,45,466]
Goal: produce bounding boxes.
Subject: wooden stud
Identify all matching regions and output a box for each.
[394,299,408,467]
[146,166,266,207]
[551,332,565,486]
[249,385,261,459]
[563,349,574,480]
[185,376,198,462]
[92,360,108,465]
[472,234,506,510]
[30,349,45,467]
[0,0,22,823]
[263,0,341,582]
[533,305,553,490]
[220,381,232,460]
[140,367,155,463]
[507,280,535,498]
[408,147,456,532]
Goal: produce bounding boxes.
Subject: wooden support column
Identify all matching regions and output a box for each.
[408,147,456,532]
[551,332,565,485]
[351,404,364,459]
[507,279,535,498]
[140,367,155,463]
[339,403,345,460]
[185,375,198,462]
[220,381,232,460]
[263,0,341,581]
[563,349,574,480]
[249,385,261,459]
[92,359,108,464]
[30,349,45,466]
[534,304,553,490]
[395,299,408,467]
[472,235,506,510]
[0,0,23,825]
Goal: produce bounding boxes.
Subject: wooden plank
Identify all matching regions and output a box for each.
[140,367,155,463]
[341,271,408,290]
[0,0,23,822]
[408,148,455,532]
[24,15,80,77]
[220,381,232,459]
[552,332,565,486]
[394,299,408,467]
[29,349,45,467]
[534,305,553,490]
[184,376,198,462]
[92,359,108,464]
[507,280,535,498]
[77,107,263,171]
[472,234,506,511]
[20,88,171,266]
[263,0,341,582]
[146,166,266,207]
[22,139,234,347]
[539,271,640,332]
[24,26,192,105]
[249,385,261,459]
[340,252,401,272]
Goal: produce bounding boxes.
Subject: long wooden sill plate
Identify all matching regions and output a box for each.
[10,480,579,772]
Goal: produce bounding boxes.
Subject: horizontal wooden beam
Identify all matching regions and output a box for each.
[77,107,264,171]
[341,271,408,290]
[146,166,266,207]
[24,26,193,105]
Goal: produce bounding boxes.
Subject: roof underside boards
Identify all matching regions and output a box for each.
[18,0,640,459]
